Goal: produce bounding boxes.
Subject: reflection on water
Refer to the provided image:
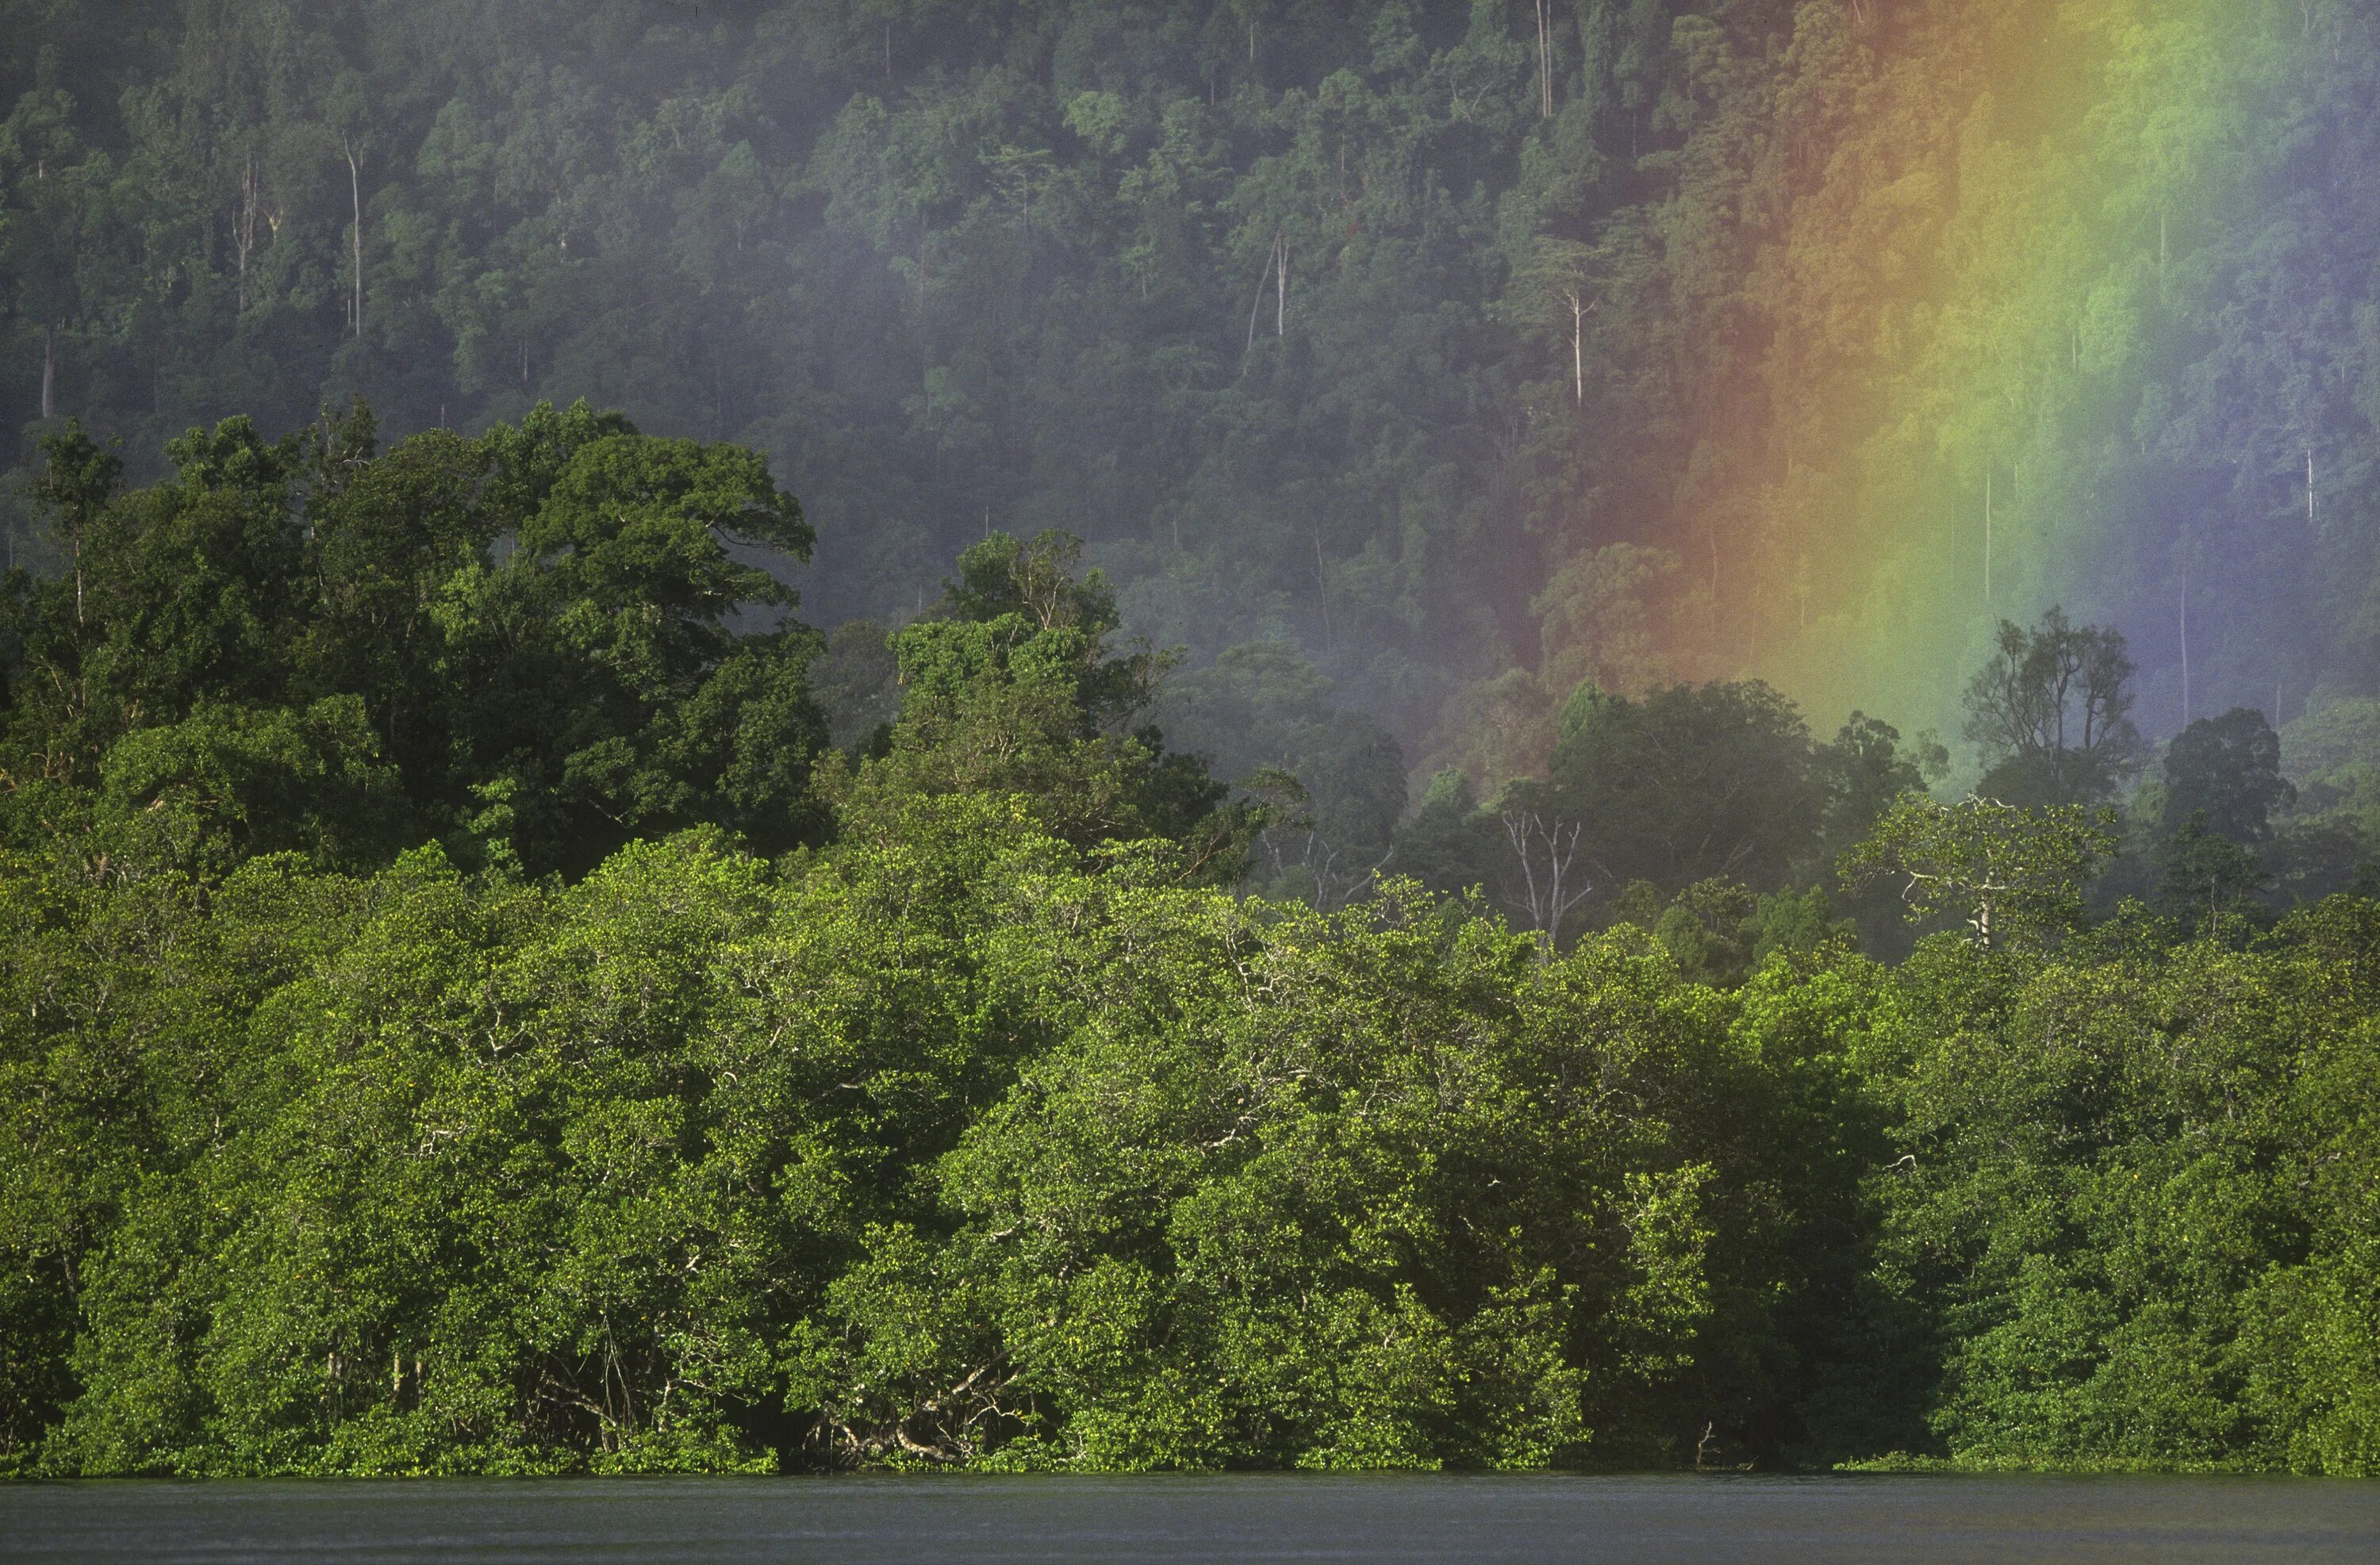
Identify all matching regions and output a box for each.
[4,1473,2377,1563]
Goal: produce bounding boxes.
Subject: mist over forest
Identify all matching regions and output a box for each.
[5,0,2380,1483]
[12,0,2380,777]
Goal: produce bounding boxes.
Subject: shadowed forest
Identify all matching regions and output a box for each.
[5,0,2380,1479]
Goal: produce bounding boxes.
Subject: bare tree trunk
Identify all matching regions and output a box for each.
[1537,0,1554,118]
[2308,449,2316,521]
[1560,290,1598,406]
[1313,523,1334,646]
[1247,237,1277,349]
[2179,558,2191,726]
[1276,238,1287,336]
[235,155,259,313]
[1983,466,1993,604]
[41,322,56,420]
[344,133,364,338]
[1502,811,1591,955]
[1567,293,1591,405]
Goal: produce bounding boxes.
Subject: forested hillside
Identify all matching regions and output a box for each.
[9,1,2380,780]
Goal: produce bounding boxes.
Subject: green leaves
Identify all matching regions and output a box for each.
[94,696,407,876]
[0,788,1849,1476]
[2,405,831,882]
[523,434,808,630]
[6,754,2380,1475]
[1842,795,2119,953]
[1853,902,2380,1474]
[829,529,1244,873]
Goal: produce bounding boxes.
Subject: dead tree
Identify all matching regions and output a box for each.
[342,132,365,337]
[1502,806,1595,953]
[233,155,262,313]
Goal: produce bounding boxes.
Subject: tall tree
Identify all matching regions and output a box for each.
[1547,679,1826,895]
[2159,707,2294,844]
[1962,609,2148,807]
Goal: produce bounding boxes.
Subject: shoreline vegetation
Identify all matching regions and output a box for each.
[3,412,2376,1482]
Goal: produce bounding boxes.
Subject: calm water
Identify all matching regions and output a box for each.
[4,1474,2377,1563]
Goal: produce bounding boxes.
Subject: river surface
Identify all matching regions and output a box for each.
[4,1473,2377,1563]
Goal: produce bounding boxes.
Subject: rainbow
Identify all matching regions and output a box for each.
[1605,0,2328,747]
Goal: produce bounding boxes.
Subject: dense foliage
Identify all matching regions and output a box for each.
[0,400,824,881]
[4,414,2378,1478]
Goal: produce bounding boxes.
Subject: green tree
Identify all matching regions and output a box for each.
[2,402,830,880]
[1548,679,1825,896]
[2155,812,2267,928]
[2159,707,2294,844]
[1842,795,2118,953]
[839,531,1252,880]
[1962,610,2148,809]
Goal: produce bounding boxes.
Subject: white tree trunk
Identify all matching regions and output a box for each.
[1537,0,1553,118]
[344,135,364,338]
[235,156,259,314]
[1247,237,1277,349]
[1571,297,1584,405]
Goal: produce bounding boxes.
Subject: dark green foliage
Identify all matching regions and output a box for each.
[2155,815,2269,929]
[1964,610,2149,810]
[2160,709,2294,844]
[1842,795,2120,955]
[6,0,2380,1457]
[1386,681,1940,949]
[7,0,2380,789]
[1157,639,1407,907]
[1384,765,1503,899]
[0,402,828,880]
[1547,680,1826,895]
[14,756,2373,1475]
